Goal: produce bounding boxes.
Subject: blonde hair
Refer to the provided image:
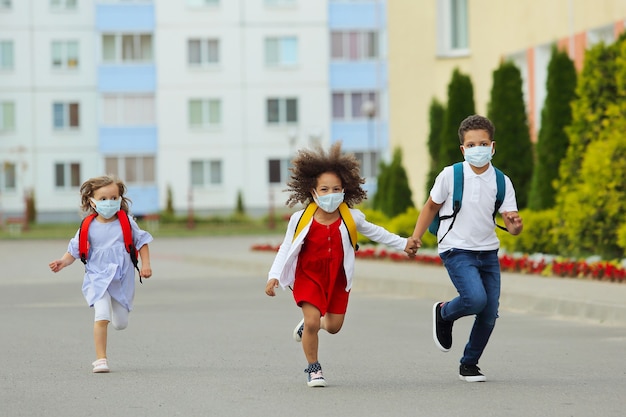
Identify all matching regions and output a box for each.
[79,175,131,215]
[285,142,367,208]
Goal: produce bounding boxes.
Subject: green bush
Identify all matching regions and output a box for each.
[497,209,559,255]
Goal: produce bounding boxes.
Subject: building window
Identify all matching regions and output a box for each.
[0,41,14,70]
[102,95,155,126]
[0,102,15,132]
[54,162,81,189]
[1,162,16,192]
[588,24,615,47]
[331,31,379,61]
[268,159,291,184]
[53,102,80,129]
[102,34,153,63]
[265,37,298,67]
[50,0,77,10]
[188,39,220,66]
[437,0,469,57]
[189,99,221,128]
[52,40,79,69]
[105,156,155,185]
[187,0,219,6]
[266,98,298,125]
[190,160,222,186]
[332,91,378,120]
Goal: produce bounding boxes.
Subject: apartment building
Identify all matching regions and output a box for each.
[0,0,332,222]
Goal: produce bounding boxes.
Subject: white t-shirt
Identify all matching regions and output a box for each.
[430,161,518,253]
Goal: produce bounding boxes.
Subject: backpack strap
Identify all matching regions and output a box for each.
[293,201,358,251]
[117,210,142,283]
[338,202,358,251]
[293,202,318,243]
[78,213,97,265]
[436,162,464,243]
[493,167,508,232]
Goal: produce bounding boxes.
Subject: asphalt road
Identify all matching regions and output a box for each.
[1,238,625,417]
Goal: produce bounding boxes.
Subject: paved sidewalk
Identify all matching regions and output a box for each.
[185,235,626,327]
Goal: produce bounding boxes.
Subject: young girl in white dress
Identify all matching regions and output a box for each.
[49,175,153,373]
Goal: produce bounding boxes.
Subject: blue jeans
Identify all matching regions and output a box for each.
[439,249,500,366]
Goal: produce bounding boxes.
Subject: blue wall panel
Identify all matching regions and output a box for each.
[331,121,388,151]
[99,126,158,153]
[330,62,387,89]
[328,2,386,29]
[126,185,159,216]
[96,4,155,32]
[98,65,156,93]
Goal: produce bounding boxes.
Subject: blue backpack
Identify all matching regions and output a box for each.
[428,162,508,243]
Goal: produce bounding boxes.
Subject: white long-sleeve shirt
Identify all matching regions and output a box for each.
[268,207,407,291]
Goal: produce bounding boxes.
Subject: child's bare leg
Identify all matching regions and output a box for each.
[321,313,345,334]
[301,303,322,364]
[94,320,109,359]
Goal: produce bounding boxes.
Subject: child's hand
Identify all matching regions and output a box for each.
[49,260,65,273]
[140,265,152,279]
[265,279,279,296]
[404,237,420,258]
[502,211,523,235]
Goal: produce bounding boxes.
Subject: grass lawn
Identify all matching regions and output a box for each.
[0,218,288,240]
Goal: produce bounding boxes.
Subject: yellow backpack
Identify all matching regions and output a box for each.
[292,202,358,251]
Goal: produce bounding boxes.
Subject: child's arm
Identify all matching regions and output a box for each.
[265,279,279,296]
[138,244,152,279]
[411,197,443,250]
[49,252,76,273]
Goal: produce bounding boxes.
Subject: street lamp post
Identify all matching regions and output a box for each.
[361,100,376,178]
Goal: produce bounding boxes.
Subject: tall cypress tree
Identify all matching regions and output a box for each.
[528,45,577,210]
[554,33,626,258]
[439,68,475,171]
[487,61,533,209]
[425,98,445,199]
[373,148,413,218]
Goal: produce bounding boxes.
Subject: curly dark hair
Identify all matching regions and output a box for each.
[285,142,367,208]
[457,114,495,144]
[79,175,131,216]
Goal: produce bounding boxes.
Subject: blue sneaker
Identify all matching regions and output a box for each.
[293,318,304,342]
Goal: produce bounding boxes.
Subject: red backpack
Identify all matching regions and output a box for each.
[78,211,142,283]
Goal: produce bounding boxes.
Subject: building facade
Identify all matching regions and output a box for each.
[0,0,335,222]
[388,0,626,206]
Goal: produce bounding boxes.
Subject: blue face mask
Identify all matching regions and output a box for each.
[91,198,121,219]
[463,144,493,168]
[313,190,345,213]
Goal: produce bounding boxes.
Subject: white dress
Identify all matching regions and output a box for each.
[67,216,153,311]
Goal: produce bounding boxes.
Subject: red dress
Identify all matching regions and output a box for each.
[292,217,350,315]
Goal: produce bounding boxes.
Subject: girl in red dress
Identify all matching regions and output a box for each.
[265,143,417,387]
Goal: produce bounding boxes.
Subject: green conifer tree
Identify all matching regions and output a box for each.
[425,98,445,199]
[439,68,475,171]
[373,148,413,218]
[528,45,577,210]
[554,34,626,258]
[487,61,534,209]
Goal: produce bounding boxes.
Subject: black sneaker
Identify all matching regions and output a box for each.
[459,364,486,382]
[432,302,453,352]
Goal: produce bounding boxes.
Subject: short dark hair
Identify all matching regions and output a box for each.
[457,115,495,144]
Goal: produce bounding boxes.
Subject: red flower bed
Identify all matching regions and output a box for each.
[250,244,626,283]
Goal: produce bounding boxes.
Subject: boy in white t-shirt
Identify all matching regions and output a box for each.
[411,115,523,382]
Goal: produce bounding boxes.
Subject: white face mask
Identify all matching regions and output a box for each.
[313,190,345,213]
[91,198,121,219]
[463,144,493,168]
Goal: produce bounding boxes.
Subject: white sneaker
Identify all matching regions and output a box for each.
[292,318,304,342]
[92,358,110,373]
